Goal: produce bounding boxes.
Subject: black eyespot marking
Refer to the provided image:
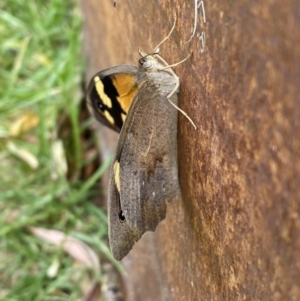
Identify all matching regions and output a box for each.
[119,211,125,222]
[97,101,105,111]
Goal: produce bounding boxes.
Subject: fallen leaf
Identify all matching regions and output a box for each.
[29,227,99,270]
[7,141,39,169]
[10,112,39,137]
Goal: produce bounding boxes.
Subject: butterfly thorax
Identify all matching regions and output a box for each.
[136,53,179,96]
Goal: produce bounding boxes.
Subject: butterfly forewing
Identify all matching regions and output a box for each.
[86,65,138,132]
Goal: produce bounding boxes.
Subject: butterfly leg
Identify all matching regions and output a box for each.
[166,82,197,130]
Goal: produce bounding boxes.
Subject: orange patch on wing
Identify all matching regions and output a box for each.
[112,74,138,114]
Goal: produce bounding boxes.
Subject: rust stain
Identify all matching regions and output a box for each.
[82,0,300,300]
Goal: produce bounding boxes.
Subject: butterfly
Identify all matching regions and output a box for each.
[86,20,194,260]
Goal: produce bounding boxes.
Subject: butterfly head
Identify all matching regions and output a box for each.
[137,50,165,72]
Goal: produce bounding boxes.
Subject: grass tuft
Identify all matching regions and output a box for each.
[0,1,118,299]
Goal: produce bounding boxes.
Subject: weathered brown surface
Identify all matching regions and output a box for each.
[82,0,300,300]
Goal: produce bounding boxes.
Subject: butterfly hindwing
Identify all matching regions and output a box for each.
[108,74,180,260]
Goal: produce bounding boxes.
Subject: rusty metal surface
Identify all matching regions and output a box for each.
[82,0,300,300]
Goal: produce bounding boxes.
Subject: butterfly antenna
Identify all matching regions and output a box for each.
[113,2,138,61]
[153,13,177,53]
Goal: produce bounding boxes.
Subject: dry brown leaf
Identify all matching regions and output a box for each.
[10,112,39,137]
[7,141,39,169]
[29,227,100,270]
